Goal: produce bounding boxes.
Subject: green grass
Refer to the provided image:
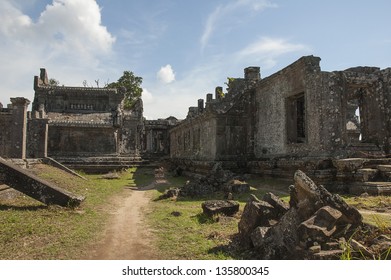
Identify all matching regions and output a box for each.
[2,164,389,260]
[146,174,290,259]
[0,164,137,259]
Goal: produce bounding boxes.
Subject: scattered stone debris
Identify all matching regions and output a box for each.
[238,170,366,259]
[180,163,235,197]
[158,188,180,200]
[202,200,239,217]
[101,172,120,179]
[224,179,250,194]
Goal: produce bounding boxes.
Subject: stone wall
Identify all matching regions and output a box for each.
[254,56,323,157]
[169,55,391,182]
[0,98,30,159]
[27,116,48,158]
[47,126,118,156]
[30,68,144,160]
[0,108,12,157]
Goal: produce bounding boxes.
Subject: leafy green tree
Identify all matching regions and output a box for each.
[106,71,143,109]
[48,78,60,86]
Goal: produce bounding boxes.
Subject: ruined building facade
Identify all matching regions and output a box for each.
[31,68,144,159]
[170,56,391,194]
[0,69,177,171]
[1,56,391,193]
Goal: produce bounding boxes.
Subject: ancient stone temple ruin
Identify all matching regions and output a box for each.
[0,68,177,172]
[1,55,391,195]
[170,55,391,195]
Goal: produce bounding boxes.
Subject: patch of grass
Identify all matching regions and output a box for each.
[343,195,391,210]
[0,164,137,259]
[146,174,291,260]
[146,196,239,260]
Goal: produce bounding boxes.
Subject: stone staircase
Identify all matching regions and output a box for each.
[53,156,147,173]
[333,158,391,195]
[345,143,386,158]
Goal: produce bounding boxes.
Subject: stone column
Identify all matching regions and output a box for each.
[198,99,204,112]
[215,87,223,100]
[27,118,49,158]
[244,66,261,80]
[10,98,30,159]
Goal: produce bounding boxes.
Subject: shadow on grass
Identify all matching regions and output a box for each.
[193,212,216,224]
[207,234,257,260]
[0,204,47,211]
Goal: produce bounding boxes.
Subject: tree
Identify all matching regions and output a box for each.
[48,78,60,86]
[106,71,143,110]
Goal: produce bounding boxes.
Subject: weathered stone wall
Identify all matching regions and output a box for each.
[169,55,391,183]
[118,115,142,156]
[27,116,48,158]
[382,68,391,154]
[0,98,30,159]
[0,108,12,157]
[254,56,324,157]
[48,126,118,156]
[30,68,145,160]
[170,114,217,161]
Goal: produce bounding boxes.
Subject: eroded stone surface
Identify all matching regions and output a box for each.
[238,170,364,259]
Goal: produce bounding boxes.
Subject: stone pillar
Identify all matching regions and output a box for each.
[27,118,49,158]
[40,68,48,85]
[10,98,30,159]
[198,99,204,112]
[206,93,213,103]
[244,66,261,80]
[215,87,223,100]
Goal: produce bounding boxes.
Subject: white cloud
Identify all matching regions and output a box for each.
[0,0,116,106]
[145,37,310,119]
[200,0,277,50]
[157,64,176,84]
[141,88,154,104]
[237,37,310,68]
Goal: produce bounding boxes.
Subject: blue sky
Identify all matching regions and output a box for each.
[0,0,390,119]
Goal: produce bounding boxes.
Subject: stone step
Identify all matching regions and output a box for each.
[349,181,391,195]
[377,165,391,172]
[354,168,379,182]
[346,143,385,158]
[333,158,366,172]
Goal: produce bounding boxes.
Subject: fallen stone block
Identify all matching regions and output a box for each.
[227,179,250,193]
[0,158,84,207]
[201,200,239,217]
[262,192,289,218]
[251,226,270,248]
[297,206,343,244]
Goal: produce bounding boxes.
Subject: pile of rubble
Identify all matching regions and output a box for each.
[161,163,249,199]
[238,170,390,259]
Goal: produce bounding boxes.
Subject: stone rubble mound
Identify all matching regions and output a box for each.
[179,163,250,197]
[238,170,364,259]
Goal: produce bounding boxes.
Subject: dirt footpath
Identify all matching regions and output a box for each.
[88,183,158,260]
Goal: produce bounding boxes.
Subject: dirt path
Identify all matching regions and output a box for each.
[88,181,160,260]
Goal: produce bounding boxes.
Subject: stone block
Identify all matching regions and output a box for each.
[228,179,250,193]
[201,200,239,217]
[377,165,391,172]
[262,192,289,218]
[250,226,270,248]
[332,158,366,172]
[355,168,378,182]
[0,158,84,207]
